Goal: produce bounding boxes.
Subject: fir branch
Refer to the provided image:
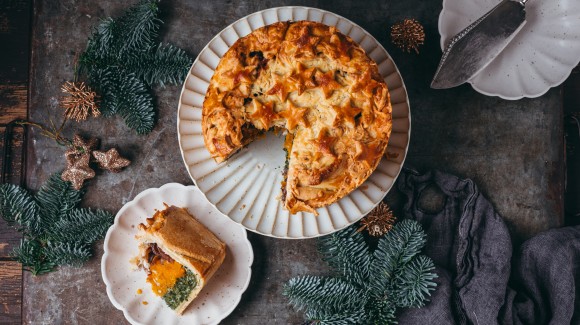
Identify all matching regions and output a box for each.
[85,67,155,133]
[283,276,366,315]
[35,173,83,229]
[0,184,39,234]
[370,219,427,296]
[131,43,192,87]
[285,220,437,324]
[13,238,56,275]
[0,173,114,275]
[318,226,371,289]
[115,0,160,57]
[392,255,438,308]
[116,73,155,134]
[49,208,114,245]
[305,309,367,325]
[366,298,397,325]
[87,67,120,116]
[84,17,117,62]
[77,0,191,134]
[44,241,92,267]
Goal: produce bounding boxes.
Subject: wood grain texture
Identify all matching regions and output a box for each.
[0,89,28,260]
[0,2,30,325]
[0,84,28,124]
[0,0,32,83]
[0,261,22,325]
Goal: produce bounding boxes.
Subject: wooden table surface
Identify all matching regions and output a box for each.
[0,0,576,324]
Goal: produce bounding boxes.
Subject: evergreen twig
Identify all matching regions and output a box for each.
[78,0,192,134]
[284,219,438,324]
[318,226,372,289]
[0,173,114,275]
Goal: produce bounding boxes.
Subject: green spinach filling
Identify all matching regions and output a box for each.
[162,270,197,309]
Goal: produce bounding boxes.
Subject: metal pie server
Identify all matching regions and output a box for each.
[431,0,528,89]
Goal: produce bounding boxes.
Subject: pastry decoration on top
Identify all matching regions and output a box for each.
[202,21,392,215]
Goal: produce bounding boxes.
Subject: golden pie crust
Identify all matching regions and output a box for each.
[202,21,392,215]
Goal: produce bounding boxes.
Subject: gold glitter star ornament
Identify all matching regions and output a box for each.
[358,202,396,237]
[61,149,95,190]
[391,19,425,53]
[92,148,131,173]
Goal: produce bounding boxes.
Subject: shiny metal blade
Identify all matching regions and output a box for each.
[431,0,527,89]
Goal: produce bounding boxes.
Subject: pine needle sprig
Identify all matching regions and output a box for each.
[318,226,372,289]
[116,0,160,57]
[284,219,437,324]
[0,173,114,275]
[370,219,427,296]
[36,173,83,227]
[13,238,56,275]
[392,255,437,308]
[366,298,397,325]
[131,43,193,87]
[78,0,192,134]
[0,184,38,231]
[44,241,92,267]
[305,309,367,325]
[49,208,114,245]
[284,276,367,315]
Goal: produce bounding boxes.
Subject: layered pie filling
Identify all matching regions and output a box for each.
[142,243,198,310]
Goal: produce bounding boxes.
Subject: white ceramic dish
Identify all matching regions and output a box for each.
[101,183,253,325]
[177,6,411,239]
[439,0,580,99]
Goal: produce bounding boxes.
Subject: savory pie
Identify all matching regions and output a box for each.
[202,21,392,215]
[136,205,226,314]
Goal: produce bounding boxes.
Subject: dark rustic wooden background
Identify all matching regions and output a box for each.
[1,0,579,324]
[1,0,31,323]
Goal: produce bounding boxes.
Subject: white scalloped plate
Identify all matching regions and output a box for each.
[439,0,580,99]
[177,6,411,239]
[101,183,253,325]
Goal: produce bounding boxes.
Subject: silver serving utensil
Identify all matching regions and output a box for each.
[431,0,528,89]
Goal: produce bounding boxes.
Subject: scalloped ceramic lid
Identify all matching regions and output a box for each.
[439,0,580,99]
[177,7,411,239]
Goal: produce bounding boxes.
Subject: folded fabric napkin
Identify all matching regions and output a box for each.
[396,169,580,325]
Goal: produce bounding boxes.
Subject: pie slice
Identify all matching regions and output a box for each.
[136,205,226,314]
[202,21,392,215]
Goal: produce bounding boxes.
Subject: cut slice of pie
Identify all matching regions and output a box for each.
[202,21,392,215]
[136,205,226,314]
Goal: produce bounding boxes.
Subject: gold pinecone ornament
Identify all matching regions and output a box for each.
[358,202,396,237]
[60,81,100,122]
[391,18,425,54]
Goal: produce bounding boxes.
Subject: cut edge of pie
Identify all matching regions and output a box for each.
[202,20,392,215]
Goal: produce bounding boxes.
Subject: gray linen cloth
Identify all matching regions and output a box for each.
[396,169,580,325]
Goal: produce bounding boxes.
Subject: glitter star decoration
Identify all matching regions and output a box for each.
[60,81,100,122]
[92,148,131,173]
[71,134,99,155]
[391,18,425,54]
[62,149,95,190]
[357,202,397,237]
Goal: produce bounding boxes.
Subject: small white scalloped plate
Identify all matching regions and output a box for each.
[101,183,253,325]
[439,0,580,99]
[177,6,411,239]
